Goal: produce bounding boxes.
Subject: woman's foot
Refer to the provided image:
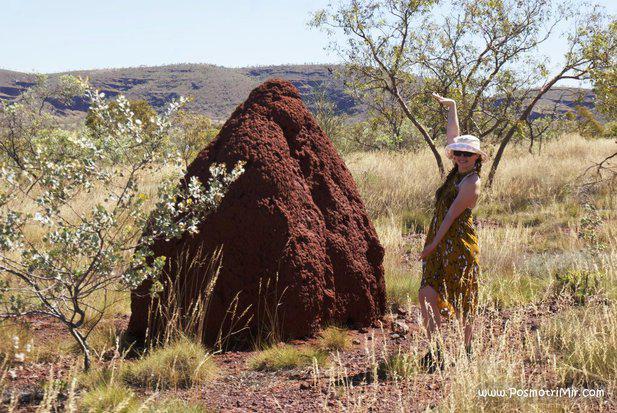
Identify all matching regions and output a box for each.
[420,346,444,373]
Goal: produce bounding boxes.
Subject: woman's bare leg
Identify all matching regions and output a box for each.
[464,319,473,348]
[418,286,442,340]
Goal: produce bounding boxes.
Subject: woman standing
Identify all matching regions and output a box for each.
[417,93,487,372]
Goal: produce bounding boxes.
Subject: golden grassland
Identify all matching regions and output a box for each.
[1,133,616,411]
[348,133,616,309]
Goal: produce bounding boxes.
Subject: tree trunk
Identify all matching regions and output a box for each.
[69,327,91,371]
[390,90,445,176]
[487,127,516,186]
[487,71,568,186]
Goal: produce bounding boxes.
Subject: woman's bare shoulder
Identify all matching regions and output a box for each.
[468,173,481,186]
[459,173,481,194]
[460,171,481,185]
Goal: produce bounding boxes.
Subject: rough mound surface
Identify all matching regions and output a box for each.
[127,79,385,347]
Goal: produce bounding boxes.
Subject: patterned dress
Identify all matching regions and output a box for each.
[421,168,480,319]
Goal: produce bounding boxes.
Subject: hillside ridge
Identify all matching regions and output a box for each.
[0,64,594,121]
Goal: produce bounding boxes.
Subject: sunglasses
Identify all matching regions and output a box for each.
[452,150,475,158]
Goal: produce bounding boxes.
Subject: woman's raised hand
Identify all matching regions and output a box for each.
[431,93,456,108]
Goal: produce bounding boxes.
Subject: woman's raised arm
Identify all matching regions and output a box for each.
[431,93,460,146]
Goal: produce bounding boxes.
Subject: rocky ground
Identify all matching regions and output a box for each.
[3,294,614,412]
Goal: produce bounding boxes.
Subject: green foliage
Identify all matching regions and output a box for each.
[121,337,217,389]
[170,109,219,166]
[594,67,617,121]
[603,121,617,137]
[575,106,605,138]
[554,269,601,305]
[386,268,421,308]
[578,202,607,253]
[591,20,617,121]
[0,76,245,370]
[86,99,158,135]
[311,0,617,182]
[401,209,431,235]
[78,363,118,391]
[247,344,328,371]
[24,74,88,112]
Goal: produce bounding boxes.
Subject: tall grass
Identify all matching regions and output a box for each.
[2,133,615,411]
[345,134,616,308]
[542,303,617,389]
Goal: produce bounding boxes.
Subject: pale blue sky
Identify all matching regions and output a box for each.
[1,0,615,75]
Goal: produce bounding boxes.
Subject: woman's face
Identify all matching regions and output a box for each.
[454,151,479,170]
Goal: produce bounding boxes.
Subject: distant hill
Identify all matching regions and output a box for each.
[0,64,596,122]
[0,64,356,122]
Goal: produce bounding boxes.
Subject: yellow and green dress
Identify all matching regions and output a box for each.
[421,168,480,319]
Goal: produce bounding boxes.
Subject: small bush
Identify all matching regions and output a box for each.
[554,269,601,305]
[575,106,605,138]
[603,121,617,137]
[378,352,416,381]
[247,344,328,371]
[79,383,137,413]
[401,209,431,234]
[317,327,350,351]
[122,337,217,389]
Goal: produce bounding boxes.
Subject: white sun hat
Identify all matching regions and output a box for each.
[445,134,488,161]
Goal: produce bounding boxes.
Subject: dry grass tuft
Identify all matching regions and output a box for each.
[317,326,351,352]
[542,303,617,388]
[247,344,329,371]
[121,337,217,390]
[141,398,214,413]
[79,383,137,413]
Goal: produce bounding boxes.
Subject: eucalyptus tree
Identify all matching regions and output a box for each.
[592,20,617,122]
[309,85,346,147]
[311,0,616,184]
[586,20,617,183]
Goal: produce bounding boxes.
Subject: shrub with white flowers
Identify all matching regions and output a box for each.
[0,77,244,370]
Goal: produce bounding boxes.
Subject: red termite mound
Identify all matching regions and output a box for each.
[126,79,385,347]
